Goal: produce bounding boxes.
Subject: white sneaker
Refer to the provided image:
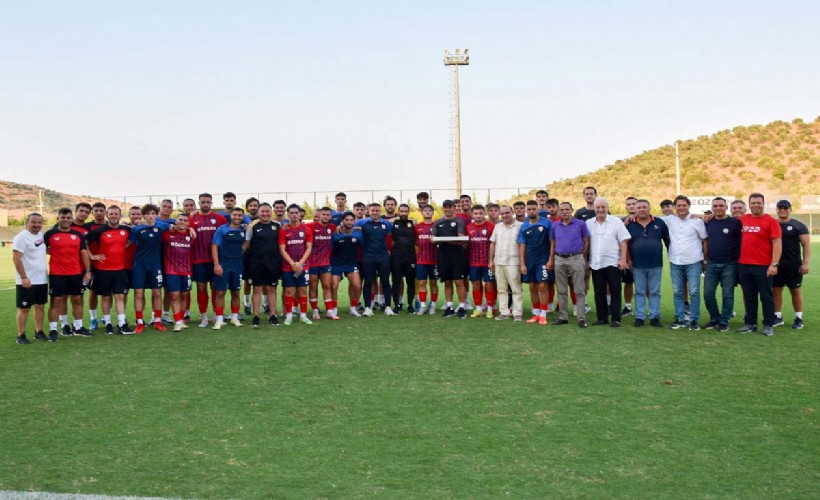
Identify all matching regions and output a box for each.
[465,303,474,311]
[350,308,361,317]
[212,317,225,330]
[198,315,210,328]
[547,303,556,313]
[417,305,427,315]
[312,309,321,320]
[384,306,395,316]
[230,318,242,327]
[173,322,184,332]
[429,305,437,315]
[363,307,374,317]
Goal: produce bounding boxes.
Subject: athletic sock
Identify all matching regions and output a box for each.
[795,312,803,319]
[419,290,427,303]
[570,288,577,305]
[214,307,224,318]
[472,288,483,308]
[174,311,184,322]
[299,296,308,314]
[153,309,162,323]
[547,287,555,305]
[197,291,209,313]
[135,311,144,325]
[90,310,98,321]
[445,301,453,309]
[73,319,83,329]
[59,315,68,327]
[775,311,783,319]
[103,314,112,325]
[310,298,319,311]
[49,321,58,331]
[486,289,497,308]
[431,292,438,303]
[532,308,541,317]
[540,304,548,318]
[243,294,250,307]
[117,313,126,327]
[231,306,240,317]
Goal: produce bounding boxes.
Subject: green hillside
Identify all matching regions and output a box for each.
[544,117,820,212]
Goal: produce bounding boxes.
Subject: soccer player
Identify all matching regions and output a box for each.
[546,198,560,224]
[279,204,314,325]
[273,200,288,224]
[51,202,92,334]
[391,204,416,313]
[128,204,172,333]
[45,208,93,339]
[487,203,501,225]
[182,198,197,216]
[211,207,247,329]
[467,205,496,318]
[86,206,134,335]
[621,196,639,317]
[731,199,747,218]
[128,206,143,226]
[432,199,469,318]
[660,199,675,216]
[331,192,348,226]
[415,204,439,315]
[308,207,336,320]
[416,191,431,208]
[13,213,49,344]
[383,196,398,221]
[331,212,363,318]
[663,195,708,331]
[360,202,395,316]
[162,212,193,331]
[245,197,260,220]
[189,193,228,328]
[702,197,742,331]
[513,201,527,223]
[737,193,782,336]
[244,202,283,328]
[518,200,552,325]
[158,199,175,223]
[352,202,366,221]
[86,201,107,330]
[536,190,550,218]
[241,197,260,314]
[574,186,597,221]
[773,199,809,330]
[458,195,473,225]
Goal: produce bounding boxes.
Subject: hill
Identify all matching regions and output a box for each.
[542,117,820,213]
[0,180,121,223]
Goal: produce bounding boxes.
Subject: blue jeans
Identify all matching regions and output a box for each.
[633,267,662,320]
[670,263,702,322]
[703,262,736,325]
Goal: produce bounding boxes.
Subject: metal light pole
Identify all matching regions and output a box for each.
[675,140,681,194]
[444,49,469,198]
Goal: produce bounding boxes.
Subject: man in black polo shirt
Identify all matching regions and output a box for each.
[702,197,742,331]
[574,186,597,221]
[391,204,417,313]
[625,199,669,327]
[773,200,810,329]
[432,200,469,318]
[244,202,283,328]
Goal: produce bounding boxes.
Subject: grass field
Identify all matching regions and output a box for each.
[1,246,818,499]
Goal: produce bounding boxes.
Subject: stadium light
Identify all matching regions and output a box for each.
[444,49,470,198]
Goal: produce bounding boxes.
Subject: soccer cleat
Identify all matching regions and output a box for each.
[456,307,466,319]
[702,320,719,330]
[634,318,645,328]
[539,316,548,325]
[269,315,280,326]
[252,316,261,329]
[34,331,48,341]
[312,309,321,320]
[300,316,313,325]
[689,321,700,331]
[621,307,632,317]
[471,309,484,318]
[212,318,225,330]
[395,304,403,313]
[737,324,758,333]
[154,322,167,332]
[119,323,135,335]
[198,316,210,328]
[349,309,361,318]
[105,323,115,335]
[135,323,145,334]
[465,303,473,311]
[244,305,252,316]
[762,325,774,337]
[384,306,396,316]
[16,334,31,345]
[48,331,59,342]
[668,320,686,330]
[363,307,374,317]
[584,304,592,314]
[283,316,293,326]
[74,326,92,337]
[442,307,455,318]
[62,324,73,337]
[486,309,494,319]
[650,318,662,328]
[772,317,785,327]
[526,316,540,323]
[792,318,804,330]
[161,313,175,325]
[417,305,427,315]
[717,324,729,332]
[230,318,242,327]
[429,305,437,315]
[173,322,185,332]
[89,319,99,331]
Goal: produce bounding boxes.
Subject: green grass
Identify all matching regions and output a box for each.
[1,246,818,498]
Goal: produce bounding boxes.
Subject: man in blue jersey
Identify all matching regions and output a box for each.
[211,208,247,330]
[218,192,252,225]
[360,203,395,316]
[535,190,550,218]
[128,204,173,334]
[331,192,348,226]
[518,200,552,325]
[331,212,363,318]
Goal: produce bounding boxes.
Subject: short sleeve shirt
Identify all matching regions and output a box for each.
[739,214,782,266]
[662,214,708,266]
[779,219,808,265]
[586,215,631,270]
[12,230,48,285]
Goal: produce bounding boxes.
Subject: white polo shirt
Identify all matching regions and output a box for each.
[12,229,48,285]
[586,215,631,270]
[662,214,707,265]
[490,220,522,266]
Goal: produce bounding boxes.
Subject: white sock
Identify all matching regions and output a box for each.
[795,312,803,319]
[300,313,308,319]
[243,294,250,307]
[231,313,239,320]
[775,311,782,318]
[262,296,269,307]
[459,302,466,310]
[185,309,190,316]
[625,303,632,310]
[117,314,126,326]
[59,315,68,327]
[103,314,112,325]
[73,319,83,329]
[445,302,453,309]
[286,312,293,320]
[49,321,58,331]
[90,310,98,320]
[163,309,170,317]
[532,308,541,316]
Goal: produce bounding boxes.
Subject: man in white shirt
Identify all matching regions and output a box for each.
[13,213,50,344]
[662,195,708,330]
[586,198,631,327]
[489,206,524,321]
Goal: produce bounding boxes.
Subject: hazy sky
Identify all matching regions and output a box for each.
[1,0,817,201]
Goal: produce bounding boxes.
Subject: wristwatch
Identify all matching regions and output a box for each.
[770,263,779,267]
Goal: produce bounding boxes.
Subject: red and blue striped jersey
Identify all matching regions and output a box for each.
[467,221,494,267]
[188,212,228,264]
[308,222,335,267]
[162,230,193,276]
[415,221,437,265]
[279,223,313,272]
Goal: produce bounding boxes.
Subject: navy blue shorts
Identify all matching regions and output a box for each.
[416,264,439,281]
[165,274,192,293]
[309,265,332,276]
[331,264,358,277]
[282,271,309,288]
[131,262,163,290]
[469,266,496,283]
[522,263,549,284]
[192,262,214,284]
[213,268,242,292]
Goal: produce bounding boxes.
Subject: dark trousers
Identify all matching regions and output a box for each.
[738,264,775,327]
[591,266,622,322]
[362,255,392,309]
[391,257,416,306]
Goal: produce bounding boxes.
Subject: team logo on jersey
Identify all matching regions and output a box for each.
[381,224,386,229]
[653,225,659,229]
[153,228,158,233]
[450,222,456,227]
[482,229,486,235]
[185,236,191,242]
[723,228,729,234]
[106,233,112,238]
[299,232,304,237]
[70,235,76,240]
[787,226,793,231]
[121,231,126,236]
[538,226,544,232]
[352,238,357,242]
[211,218,216,224]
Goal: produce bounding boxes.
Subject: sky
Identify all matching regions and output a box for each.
[0,0,818,202]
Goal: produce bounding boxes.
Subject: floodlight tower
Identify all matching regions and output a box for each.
[444,49,469,198]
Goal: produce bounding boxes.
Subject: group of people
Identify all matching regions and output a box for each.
[12,187,810,344]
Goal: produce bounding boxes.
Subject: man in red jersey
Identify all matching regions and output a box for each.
[308,207,336,320]
[162,213,193,331]
[486,203,501,225]
[86,202,107,331]
[188,193,228,328]
[86,206,134,335]
[467,205,496,318]
[279,204,314,325]
[44,208,94,339]
[737,192,782,337]
[458,195,473,225]
[50,202,93,336]
[182,198,197,216]
[414,204,439,315]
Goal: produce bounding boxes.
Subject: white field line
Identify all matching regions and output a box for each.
[0,492,197,500]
